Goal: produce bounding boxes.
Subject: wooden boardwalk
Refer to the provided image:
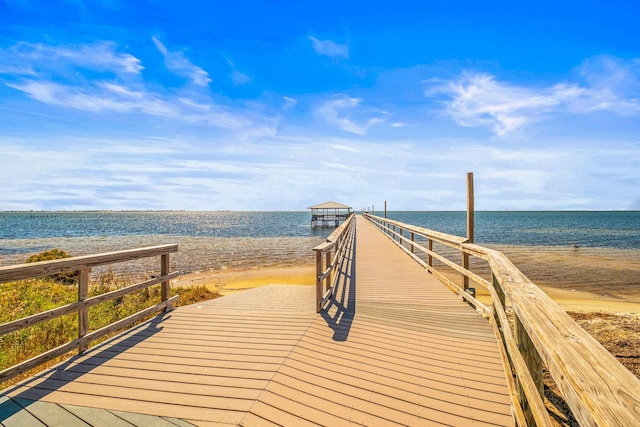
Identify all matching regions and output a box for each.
[1,216,514,426]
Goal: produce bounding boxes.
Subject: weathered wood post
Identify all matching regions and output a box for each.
[515,314,544,426]
[315,249,323,312]
[78,268,90,353]
[161,253,172,312]
[410,232,415,253]
[325,250,332,292]
[492,272,505,327]
[384,201,387,219]
[463,172,474,290]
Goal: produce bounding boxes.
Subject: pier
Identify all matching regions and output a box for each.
[2,215,640,426]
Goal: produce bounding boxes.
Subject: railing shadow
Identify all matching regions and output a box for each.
[0,313,169,422]
[321,231,356,342]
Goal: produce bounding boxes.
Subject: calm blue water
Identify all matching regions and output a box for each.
[0,211,327,242]
[384,211,640,249]
[0,210,638,275]
[0,211,332,271]
[0,211,638,254]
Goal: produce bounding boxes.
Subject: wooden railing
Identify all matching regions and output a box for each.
[313,214,355,312]
[0,244,179,384]
[363,213,640,427]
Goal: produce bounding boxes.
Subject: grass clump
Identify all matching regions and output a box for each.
[25,248,77,284]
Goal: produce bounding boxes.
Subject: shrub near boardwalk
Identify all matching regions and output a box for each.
[0,250,219,390]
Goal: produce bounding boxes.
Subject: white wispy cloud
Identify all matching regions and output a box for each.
[430,74,575,136]
[308,36,349,59]
[152,36,211,86]
[327,144,363,153]
[231,70,251,85]
[6,80,251,128]
[316,95,385,135]
[0,64,37,76]
[225,57,251,85]
[0,41,143,77]
[1,40,256,129]
[430,56,640,136]
[282,96,298,110]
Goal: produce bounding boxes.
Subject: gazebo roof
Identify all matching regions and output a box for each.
[308,201,352,210]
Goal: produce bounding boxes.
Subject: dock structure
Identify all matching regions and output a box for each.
[308,201,353,228]
[1,216,512,426]
[3,215,640,426]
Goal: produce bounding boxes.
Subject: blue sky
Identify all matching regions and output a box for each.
[1,0,639,211]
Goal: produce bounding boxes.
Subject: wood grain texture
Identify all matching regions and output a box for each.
[0,244,178,283]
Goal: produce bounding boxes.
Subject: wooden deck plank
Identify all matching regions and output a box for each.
[17,369,264,401]
[54,363,269,389]
[10,398,89,427]
[8,379,256,412]
[60,356,280,380]
[269,366,476,426]
[276,362,511,418]
[7,386,248,425]
[240,401,322,427]
[284,350,510,405]
[0,396,47,427]
[59,404,137,427]
[162,417,198,427]
[111,410,190,427]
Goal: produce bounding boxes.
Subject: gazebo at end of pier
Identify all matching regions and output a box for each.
[308,201,353,228]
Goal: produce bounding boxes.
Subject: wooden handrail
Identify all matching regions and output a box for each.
[313,214,355,312]
[0,244,178,283]
[0,244,179,384]
[363,213,640,426]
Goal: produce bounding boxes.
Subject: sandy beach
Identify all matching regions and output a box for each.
[171,264,316,296]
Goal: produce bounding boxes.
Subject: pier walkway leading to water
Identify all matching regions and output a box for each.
[1,216,513,426]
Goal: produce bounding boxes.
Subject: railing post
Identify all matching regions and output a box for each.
[315,249,323,312]
[325,250,332,292]
[428,239,433,269]
[161,253,172,311]
[464,172,474,290]
[78,268,90,353]
[462,252,469,290]
[410,232,415,253]
[515,313,544,426]
[492,272,505,321]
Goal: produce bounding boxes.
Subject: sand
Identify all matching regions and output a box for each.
[537,286,640,314]
[171,264,316,296]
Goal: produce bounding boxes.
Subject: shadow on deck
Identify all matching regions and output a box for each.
[321,230,356,342]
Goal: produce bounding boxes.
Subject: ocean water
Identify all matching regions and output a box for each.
[384,211,640,249]
[0,211,638,277]
[0,211,331,275]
